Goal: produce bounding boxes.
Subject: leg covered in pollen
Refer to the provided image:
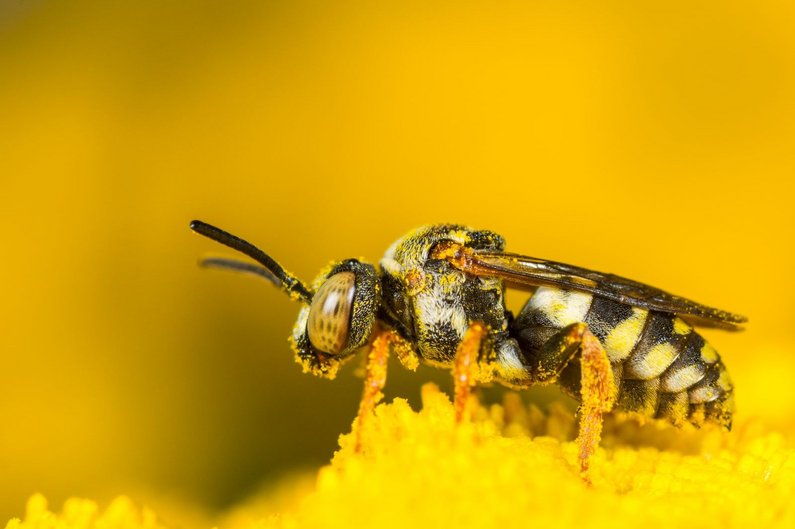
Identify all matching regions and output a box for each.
[453,322,489,423]
[528,322,617,481]
[576,327,616,480]
[355,330,400,452]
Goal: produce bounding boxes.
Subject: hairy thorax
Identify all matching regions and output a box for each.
[378,225,512,366]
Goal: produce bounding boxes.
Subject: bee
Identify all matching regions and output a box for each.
[190,221,745,479]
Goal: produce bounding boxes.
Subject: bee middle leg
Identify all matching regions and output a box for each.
[531,323,616,481]
[453,321,489,422]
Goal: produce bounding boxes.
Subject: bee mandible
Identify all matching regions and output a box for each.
[190,221,745,479]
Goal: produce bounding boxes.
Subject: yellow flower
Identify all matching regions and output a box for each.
[8,385,795,529]
[259,384,795,529]
[6,495,166,529]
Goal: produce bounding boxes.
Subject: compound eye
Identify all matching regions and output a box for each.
[307,271,356,355]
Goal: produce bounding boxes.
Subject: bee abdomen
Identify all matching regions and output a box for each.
[515,289,734,429]
[612,310,734,428]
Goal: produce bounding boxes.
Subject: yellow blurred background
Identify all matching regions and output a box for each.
[1,0,794,523]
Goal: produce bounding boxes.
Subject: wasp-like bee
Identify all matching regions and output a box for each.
[190,221,745,479]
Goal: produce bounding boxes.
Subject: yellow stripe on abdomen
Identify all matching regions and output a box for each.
[603,308,648,363]
[523,287,594,328]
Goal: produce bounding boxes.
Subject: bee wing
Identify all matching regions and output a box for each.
[444,249,747,329]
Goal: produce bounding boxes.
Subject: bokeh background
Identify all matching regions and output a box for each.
[2,0,794,523]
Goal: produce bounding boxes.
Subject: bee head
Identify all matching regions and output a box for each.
[291,259,380,378]
[190,220,380,378]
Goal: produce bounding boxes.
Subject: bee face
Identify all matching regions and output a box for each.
[292,259,381,377]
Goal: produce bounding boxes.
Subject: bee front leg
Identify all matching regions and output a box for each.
[354,329,403,452]
[453,321,489,423]
[531,323,616,481]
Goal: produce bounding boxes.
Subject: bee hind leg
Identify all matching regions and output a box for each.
[575,326,616,482]
[529,323,616,482]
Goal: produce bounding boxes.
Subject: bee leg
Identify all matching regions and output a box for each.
[393,336,420,372]
[453,321,488,423]
[575,327,615,482]
[530,323,616,481]
[354,329,397,452]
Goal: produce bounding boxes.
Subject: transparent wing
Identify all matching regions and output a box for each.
[437,244,747,329]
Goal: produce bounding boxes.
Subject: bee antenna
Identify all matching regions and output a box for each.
[198,257,282,286]
[190,220,313,303]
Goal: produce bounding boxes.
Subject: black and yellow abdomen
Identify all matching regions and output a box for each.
[513,287,734,429]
